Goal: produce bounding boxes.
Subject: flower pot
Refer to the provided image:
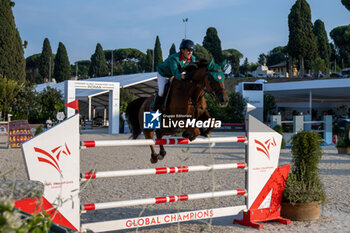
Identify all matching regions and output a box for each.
[337,147,350,155]
[281,202,321,221]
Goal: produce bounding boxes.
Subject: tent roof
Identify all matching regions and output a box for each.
[35,72,158,100]
[264,78,350,102]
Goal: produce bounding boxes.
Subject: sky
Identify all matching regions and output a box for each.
[12,0,350,65]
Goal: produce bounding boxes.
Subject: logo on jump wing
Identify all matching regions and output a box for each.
[254,138,277,159]
[34,143,71,174]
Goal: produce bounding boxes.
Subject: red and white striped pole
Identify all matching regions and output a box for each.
[82,189,246,211]
[81,136,247,148]
[81,162,246,181]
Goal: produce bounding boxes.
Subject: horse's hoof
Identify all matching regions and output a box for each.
[182,131,190,138]
[160,150,166,157]
[189,135,196,141]
[150,157,158,163]
[200,128,211,137]
[158,151,166,160]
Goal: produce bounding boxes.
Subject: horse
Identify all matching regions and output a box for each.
[126,59,228,163]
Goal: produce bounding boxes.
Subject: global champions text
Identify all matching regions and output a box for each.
[125,209,214,227]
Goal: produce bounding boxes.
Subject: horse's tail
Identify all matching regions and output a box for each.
[125,97,147,139]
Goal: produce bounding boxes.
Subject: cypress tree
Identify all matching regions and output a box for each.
[54,42,71,82]
[153,36,163,69]
[88,43,108,77]
[145,49,153,72]
[193,44,212,61]
[341,0,350,11]
[25,54,41,83]
[313,19,331,69]
[203,27,224,63]
[287,0,317,76]
[0,0,25,82]
[169,43,176,55]
[39,38,54,83]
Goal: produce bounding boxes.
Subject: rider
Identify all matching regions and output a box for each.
[153,39,196,111]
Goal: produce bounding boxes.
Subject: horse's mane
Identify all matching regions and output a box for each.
[184,59,209,77]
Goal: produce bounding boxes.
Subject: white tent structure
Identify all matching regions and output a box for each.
[35,72,157,134]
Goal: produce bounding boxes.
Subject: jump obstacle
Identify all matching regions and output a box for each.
[17,108,291,232]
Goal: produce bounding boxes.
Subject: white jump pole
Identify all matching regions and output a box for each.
[82,189,246,211]
[81,162,246,180]
[81,136,247,148]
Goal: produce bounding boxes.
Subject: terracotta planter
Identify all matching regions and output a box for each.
[281,202,321,221]
[337,147,350,155]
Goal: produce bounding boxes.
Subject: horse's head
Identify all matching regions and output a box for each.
[184,59,229,107]
[205,59,229,107]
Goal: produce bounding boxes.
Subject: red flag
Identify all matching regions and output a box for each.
[65,100,79,113]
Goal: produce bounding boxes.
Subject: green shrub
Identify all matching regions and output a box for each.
[336,125,350,148]
[34,125,44,136]
[273,124,286,149]
[0,197,52,232]
[283,131,326,204]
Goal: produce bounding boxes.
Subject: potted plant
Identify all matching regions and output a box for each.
[336,125,350,155]
[281,131,326,221]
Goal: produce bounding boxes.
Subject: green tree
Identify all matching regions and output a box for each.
[0,0,26,82]
[313,19,331,70]
[266,46,288,66]
[39,38,54,83]
[36,87,64,123]
[193,44,212,61]
[145,49,153,72]
[312,57,326,76]
[89,43,108,77]
[342,0,350,11]
[169,43,176,55]
[71,60,90,79]
[12,84,38,120]
[154,36,163,69]
[222,49,243,74]
[264,94,276,122]
[203,27,224,63]
[0,75,24,118]
[287,0,317,76]
[206,91,245,123]
[330,25,350,68]
[258,53,267,65]
[105,48,146,74]
[53,42,71,82]
[25,54,41,83]
[239,58,249,75]
[330,43,342,72]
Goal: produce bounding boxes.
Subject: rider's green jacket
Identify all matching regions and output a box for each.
[157,52,196,79]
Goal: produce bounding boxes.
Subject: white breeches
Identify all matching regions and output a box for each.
[157,73,169,97]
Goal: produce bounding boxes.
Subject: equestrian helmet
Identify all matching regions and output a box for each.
[180,39,195,51]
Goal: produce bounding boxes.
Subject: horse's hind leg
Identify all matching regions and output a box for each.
[156,132,166,160]
[149,145,158,163]
[144,131,158,163]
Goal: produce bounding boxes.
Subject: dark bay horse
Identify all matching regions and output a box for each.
[126,59,228,163]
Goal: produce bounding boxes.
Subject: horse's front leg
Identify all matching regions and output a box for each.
[144,130,158,163]
[198,110,213,137]
[156,131,167,160]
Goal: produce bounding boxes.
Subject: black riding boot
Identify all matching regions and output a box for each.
[152,95,163,111]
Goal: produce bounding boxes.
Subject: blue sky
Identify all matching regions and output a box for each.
[13,0,350,65]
